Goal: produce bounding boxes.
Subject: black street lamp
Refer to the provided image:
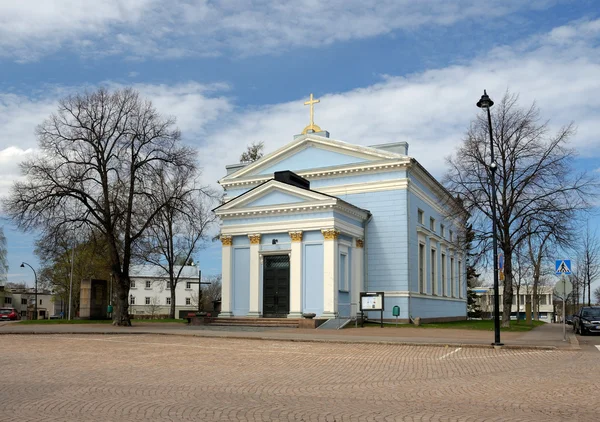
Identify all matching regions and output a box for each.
[20,262,38,320]
[477,90,503,347]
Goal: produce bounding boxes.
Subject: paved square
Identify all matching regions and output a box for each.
[1,334,598,421]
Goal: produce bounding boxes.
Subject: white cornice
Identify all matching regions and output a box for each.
[220,158,410,189]
[220,217,365,238]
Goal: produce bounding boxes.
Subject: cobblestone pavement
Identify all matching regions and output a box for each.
[2,335,598,422]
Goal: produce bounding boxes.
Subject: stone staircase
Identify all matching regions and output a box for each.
[206,317,303,328]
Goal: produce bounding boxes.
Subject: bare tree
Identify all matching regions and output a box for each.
[575,224,600,306]
[445,91,597,327]
[3,88,196,326]
[190,274,221,311]
[594,286,600,305]
[0,227,7,285]
[134,168,216,318]
[240,141,264,163]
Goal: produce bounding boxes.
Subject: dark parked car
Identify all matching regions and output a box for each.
[573,306,600,335]
[0,307,20,321]
[565,315,574,325]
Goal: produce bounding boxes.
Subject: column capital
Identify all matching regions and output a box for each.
[220,235,233,246]
[289,231,303,242]
[321,228,340,240]
[248,234,261,244]
[355,238,364,248]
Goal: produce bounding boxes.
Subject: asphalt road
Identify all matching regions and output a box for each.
[1,334,599,421]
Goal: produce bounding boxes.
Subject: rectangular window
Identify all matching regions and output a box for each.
[441,253,446,296]
[145,297,151,305]
[166,281,171,289]
[186,282,192,289]
[540,295,547,305]
[186,297,191,305]
[458,260,462,298]
[430,217,435,232]
[418,209,424,225]
[440,224,445,238]
[431,248,437,295]
[419,243,425,293]
[450,257,455,297]
[4,297,11,304]
[339,253,348,291]
[131,280,136,288]
[145,280,151,289]
[449,230,453,242]
[39,299,42,305]
[21,298,27,305]
[512,295,516,305]
[166,297,171,305]
[130,296,135,305]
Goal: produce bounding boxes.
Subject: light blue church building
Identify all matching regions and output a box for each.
[215,115,467,322]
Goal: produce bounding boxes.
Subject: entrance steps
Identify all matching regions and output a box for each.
[208,317,302,328]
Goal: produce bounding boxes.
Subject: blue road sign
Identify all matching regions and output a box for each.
[555,260,572,275]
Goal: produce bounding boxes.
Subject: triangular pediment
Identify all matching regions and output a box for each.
[215,180,337,213]
[221,134,404,182]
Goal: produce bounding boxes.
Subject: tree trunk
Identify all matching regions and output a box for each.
[113,274,132,326]
[170,282,176,319]
[501,250,513,327]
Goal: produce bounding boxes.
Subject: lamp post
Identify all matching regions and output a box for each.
[20,262,38,320]
[477,90,503,346]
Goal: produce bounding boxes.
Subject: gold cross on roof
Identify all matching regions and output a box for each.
[302,93,322,134]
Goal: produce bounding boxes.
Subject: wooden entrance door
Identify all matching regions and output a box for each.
[262,255,290,317]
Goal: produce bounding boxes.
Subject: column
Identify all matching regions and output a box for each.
[322,229,339,318]
[248,234,261,317]
[288,231,303,318]
[352,238,364,317]
[219,235,233,317]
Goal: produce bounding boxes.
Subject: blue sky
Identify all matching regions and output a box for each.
[1,0,599,289]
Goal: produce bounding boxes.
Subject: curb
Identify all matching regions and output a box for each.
[0,329,564,351]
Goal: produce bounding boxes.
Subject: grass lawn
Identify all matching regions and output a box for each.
[18,318,186,325]
[362,319,545,332]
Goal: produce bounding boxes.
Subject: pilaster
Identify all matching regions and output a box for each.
[322,228,339,318]
[352,238,364,315]
[248,234,262,317]
[219,235,233,318]
[288,231,303,318]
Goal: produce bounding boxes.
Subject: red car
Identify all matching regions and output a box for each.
[0,308,20,321]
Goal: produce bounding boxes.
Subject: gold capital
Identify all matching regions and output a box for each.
[321,229,340,240]
[302,93,322,134]
[356,238,364,248]
[248,234,261,244]
[220,235,233,246]
[289,231,303,242]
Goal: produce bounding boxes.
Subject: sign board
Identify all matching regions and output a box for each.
[360,292,384,311]
[553,278,573,299]
[555,260,572,276]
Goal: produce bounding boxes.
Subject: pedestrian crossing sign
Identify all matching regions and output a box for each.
[555,260,571,275]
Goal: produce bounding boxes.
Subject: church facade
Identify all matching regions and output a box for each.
[214,100,468,322]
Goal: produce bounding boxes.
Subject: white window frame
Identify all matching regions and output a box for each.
[145,280,151,289]
[185,297,191,305]
[441,252,446,296]
[418,243,425,294]
[130,296,135,305]
[131,280,136,288]
[145,297,151,305]
[166,297,171,305]
[186,282,192,290]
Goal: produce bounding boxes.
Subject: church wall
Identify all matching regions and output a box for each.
[409,297,467,319]
[338,189,409,293]
[364,296,410,320]
[232,247,250,316]
[309,170,406,189]
[303,242,324,315]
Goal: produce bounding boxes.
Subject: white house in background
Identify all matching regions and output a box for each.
[2,288,56,319]
[128,265,199,318]
[471,286,555,321]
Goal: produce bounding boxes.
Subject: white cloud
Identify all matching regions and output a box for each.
[1,18,600,201]
[0,0,556,61]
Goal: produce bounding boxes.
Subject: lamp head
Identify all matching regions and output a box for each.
[477,90,494,109]
[20,263,25,268]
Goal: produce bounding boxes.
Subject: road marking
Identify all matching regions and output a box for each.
[595,345,600,353]
[439,347,462,360]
